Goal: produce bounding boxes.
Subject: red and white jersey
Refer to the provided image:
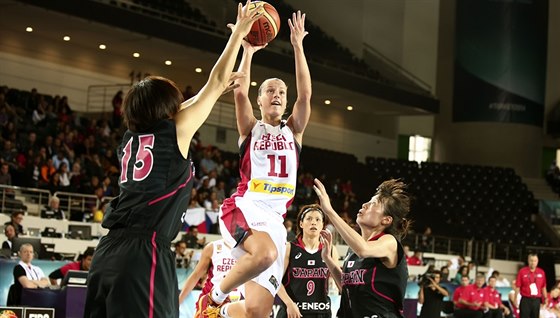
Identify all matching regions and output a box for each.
[201,240,236,296]
[227,120,300,216]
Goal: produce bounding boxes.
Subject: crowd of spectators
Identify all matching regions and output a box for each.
[0,85,121,218]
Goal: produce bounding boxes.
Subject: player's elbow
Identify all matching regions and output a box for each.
[297,91,312,103]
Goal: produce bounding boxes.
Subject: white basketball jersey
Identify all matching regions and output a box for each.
[230,120,299,215]
[203,240,243,299]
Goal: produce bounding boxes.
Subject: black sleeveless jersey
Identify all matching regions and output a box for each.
[102,119,194,240]
[338,233,407,318]
[282,238,331,315]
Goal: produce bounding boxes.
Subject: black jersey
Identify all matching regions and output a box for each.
[338,233,407,318]
[282,238,331,315]
[102,119,194,240]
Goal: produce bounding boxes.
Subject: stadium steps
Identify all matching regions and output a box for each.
[522,177,559,201]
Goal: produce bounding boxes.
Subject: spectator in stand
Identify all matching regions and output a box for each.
[283,219,296,242]
[183,85,195,101]
[31,102,46,126]
[184,226,206,249]
[489,270,511,287]
[111,90,123,129]
[101,176,115,197]
[19,131,39,155]
[468,261,478,282]
[58,96,72,124]
[69,161,83,192]
[41,196,65,220]
[199,148,217,177]
[4,210,24,235]
[440,265,451,283]
[455,273,487,318]
[52,150,70,170]
[58,162,71,191]
[514,253,548,318]
[484,276,511,318]
[449,255,467,271]
[0,162,12,186]
[215,181,227,202]
[2,224,17,250]
[39,158,56,188]
[340,179,356,202]
[420,226,433,251]
[48,248,94,285]
[509,279,521,318]
[408,250,423,266]
[454,265,471,285]
[80,175,100,195]
[48,171,62,194]
[0,140,18,170]
[174,241,192,269]
[87,153,105,179]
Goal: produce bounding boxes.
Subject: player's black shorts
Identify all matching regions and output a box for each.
[84,228,177,318]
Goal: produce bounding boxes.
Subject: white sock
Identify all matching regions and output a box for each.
[220,304,231,318]
[211,286,228,304]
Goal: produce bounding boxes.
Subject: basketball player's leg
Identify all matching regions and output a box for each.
[218,229,277,293]
[222,281,274,318]
[219,223,286,318]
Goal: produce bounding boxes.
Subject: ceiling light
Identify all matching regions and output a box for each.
[99,44,106,50]
[133,52,140,58]
[250,81,257,87]
[25,27,33,32]
[165,60,172,66]
[63,36,71,41]
[346,106,353,111]
[324,100,331,105]
[195,67,202,73]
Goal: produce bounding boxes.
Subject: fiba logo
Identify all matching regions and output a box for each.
[24,308,54,318]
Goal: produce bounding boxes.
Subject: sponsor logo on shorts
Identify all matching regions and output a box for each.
[296,301,331,311]
[269,275,279,289]
[251,221,267,227]
[250,179,295,197]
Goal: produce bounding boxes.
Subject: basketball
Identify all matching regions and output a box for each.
[243,1,281,46]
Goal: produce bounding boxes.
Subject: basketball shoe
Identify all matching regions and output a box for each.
[194,294,230,318]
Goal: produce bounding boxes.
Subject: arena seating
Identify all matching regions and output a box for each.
[364,157,548,247]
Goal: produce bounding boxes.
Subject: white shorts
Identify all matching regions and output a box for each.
[219,197,287,296]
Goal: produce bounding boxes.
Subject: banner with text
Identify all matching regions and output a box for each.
[453,0,548,127]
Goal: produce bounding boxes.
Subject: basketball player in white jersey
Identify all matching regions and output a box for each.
[179,240,244,316]
[197,10,312,318]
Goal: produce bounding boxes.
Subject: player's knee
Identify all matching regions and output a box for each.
[254,248,277,269]
[244,302,270,318]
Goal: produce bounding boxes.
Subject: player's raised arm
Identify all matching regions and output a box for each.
[286,10,311,145]
[175,1,263,155]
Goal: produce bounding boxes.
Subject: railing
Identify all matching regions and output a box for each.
[0,185,113,223]
[362,42,433,94]
[1,184,558,263]
[53,192,103,222]
[95,0,225,35]
[86,83,130,113]
[0,184,50,215]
